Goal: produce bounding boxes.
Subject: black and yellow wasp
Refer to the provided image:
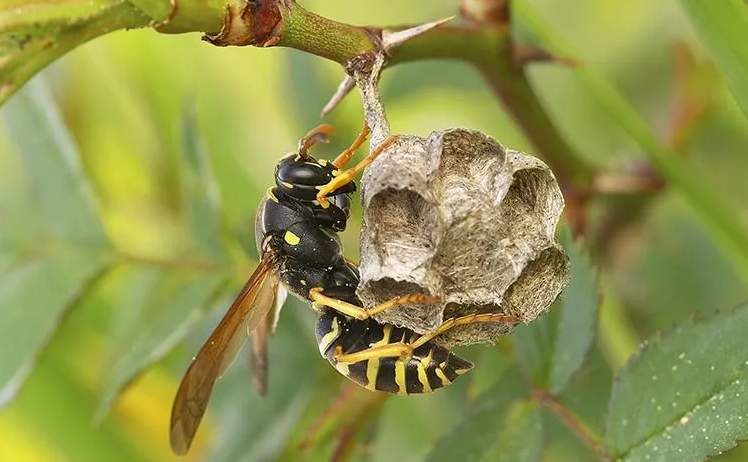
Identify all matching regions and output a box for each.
[169,124,518,454]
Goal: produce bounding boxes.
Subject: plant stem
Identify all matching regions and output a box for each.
[278,2,376,64]
[532,388,614,462]
[0,0,151,106]
[391,27,592,190]
[3,0,598,212]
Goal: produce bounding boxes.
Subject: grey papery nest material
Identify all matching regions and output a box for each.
[356,129,570,346]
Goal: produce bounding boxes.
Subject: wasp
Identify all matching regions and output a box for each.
[169,123,519,454]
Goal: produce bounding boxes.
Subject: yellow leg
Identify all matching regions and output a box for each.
[333,342,410,364]
[333,313,519,365]
[332,121,370,169]
[409,313,520,350]
[316,135,398,209]
[298,124,336,156]
[309,287,438,321]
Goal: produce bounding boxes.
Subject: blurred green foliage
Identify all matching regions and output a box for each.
[2,1,748,461]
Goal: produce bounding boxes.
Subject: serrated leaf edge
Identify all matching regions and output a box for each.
[606,302,748,459]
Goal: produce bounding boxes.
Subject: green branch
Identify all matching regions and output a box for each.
[1,0,595,205]
[277,2,376,63]
[0,0,151,104]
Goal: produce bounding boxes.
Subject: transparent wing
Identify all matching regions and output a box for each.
[249,284,287,396]
[170,252,279,455]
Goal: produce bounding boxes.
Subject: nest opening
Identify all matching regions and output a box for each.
[358,129,570,345]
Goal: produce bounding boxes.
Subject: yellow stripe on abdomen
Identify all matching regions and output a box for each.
[394,359,407,395]
[365,358,379,391]
[416,347,434,393]
[435,367,452,386]
[364,324,392,390]
[318,317,340,356]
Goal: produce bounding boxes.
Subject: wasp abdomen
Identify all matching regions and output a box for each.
[315,311,473,395]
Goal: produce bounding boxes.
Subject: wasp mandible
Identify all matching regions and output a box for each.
[169,124,519,454]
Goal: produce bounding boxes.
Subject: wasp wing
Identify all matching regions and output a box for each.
[170,252,278,455]
[249,284,287,396]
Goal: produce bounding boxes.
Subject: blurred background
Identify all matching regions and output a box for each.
[1,0,748,461]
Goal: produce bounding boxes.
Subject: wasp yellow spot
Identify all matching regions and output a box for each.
[267,188,279,203]
[300,279,307,286]
[331,169,341,177]
[318,159,328,166]
[284,231,301,246]
[281,181,294,189]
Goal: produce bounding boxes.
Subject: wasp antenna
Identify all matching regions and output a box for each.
[298,124,336,157]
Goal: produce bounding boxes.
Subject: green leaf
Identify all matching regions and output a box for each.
[206,303,325,462]
[606,302,748,462]
[426,399,543,462]
[0,0,150,106]
[679,0,748,121]
[105,266,167,352]
[179,109,230,263]
[0,78,109,248]
[514,3,748,287]
[513,228,598,394]
[511,310,554,389]
[94,270,226,422]
[425,367,539,462]
[0,250,110,408]
[0,78,115,410]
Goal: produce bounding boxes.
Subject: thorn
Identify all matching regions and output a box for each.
[512,43,578,68]
[321,75,355,118]
[262,36,280,47]
[381,16,455,53]
[321,17,453,118]
[152,0,179,31]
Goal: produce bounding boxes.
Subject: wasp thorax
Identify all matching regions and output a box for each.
[357,129,570,347]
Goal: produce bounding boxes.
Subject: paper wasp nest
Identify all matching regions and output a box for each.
[356,129,570,347]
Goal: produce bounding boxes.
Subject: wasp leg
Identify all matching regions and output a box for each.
[409,313,520,351]
[333,313,518,364]
[309,287,438,321]
[332,121,370,169]
[333,343,411,365]
[316,135,398,209]
[299,124,336,156]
